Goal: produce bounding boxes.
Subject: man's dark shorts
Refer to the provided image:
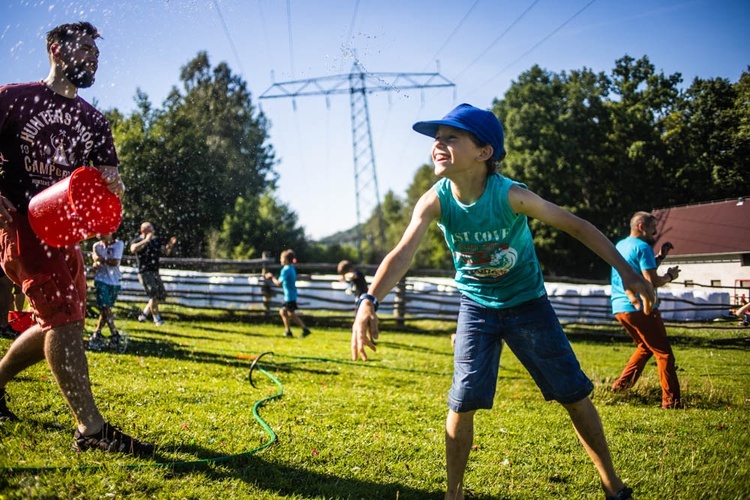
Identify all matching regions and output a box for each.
[282,301,299,312]
[138,271,167,300]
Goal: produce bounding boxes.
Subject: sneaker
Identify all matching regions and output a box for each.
[109,332,121,348]
[137,314,147,323]
[606,486,633,500]
[302,328,312,337]
[0,325,18,340]
[283,330,293,338]
[0,389,19,422]
[73,421,155,456]
[87,332,107,351]
[153,316,164,326]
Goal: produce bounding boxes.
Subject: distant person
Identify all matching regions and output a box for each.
[129,222,175,326]
[610,212,682,409]
[11,283,25,312]
[0,21,153,455]
[337,260,368,302]
[265,249,312,338]
[350,103,654,500]
[0,272,17,339]
[88,233,124,350]
[734,301,750,327]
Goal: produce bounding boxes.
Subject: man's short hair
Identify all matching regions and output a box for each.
[46,21,99,52]
[630,211,656,231]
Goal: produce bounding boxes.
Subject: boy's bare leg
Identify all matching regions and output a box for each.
[291,313,308,329]
[562,397,626,497]
[95,313,106,332]
[445,409,475,500]
[280,310,292,331]
[102,306,117,334]
[148,298,160,318]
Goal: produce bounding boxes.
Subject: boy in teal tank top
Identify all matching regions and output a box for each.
[350,104,654,500]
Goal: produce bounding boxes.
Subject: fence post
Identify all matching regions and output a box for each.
[262,251,273,317]
[394,277,406,328]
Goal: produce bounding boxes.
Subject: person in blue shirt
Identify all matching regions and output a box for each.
[350,104,655,500]
[610,212,682,409]
[265,249,311,338]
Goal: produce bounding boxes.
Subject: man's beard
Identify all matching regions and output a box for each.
[64,64,95,89]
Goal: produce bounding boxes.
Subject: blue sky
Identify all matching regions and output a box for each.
[1,0,748,239]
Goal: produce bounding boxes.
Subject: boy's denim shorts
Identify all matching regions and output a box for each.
[448,294,593,412]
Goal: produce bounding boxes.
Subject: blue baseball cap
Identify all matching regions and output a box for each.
[412,103,505,159]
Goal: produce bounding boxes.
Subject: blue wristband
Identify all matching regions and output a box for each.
[356,293,379,312]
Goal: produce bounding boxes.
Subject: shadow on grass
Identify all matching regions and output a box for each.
[564,323,750,350]
[0,441,441,499]
[130,440,445,499]
[374,340,453,357]
[595,385,735,411]
[117,337,449,381]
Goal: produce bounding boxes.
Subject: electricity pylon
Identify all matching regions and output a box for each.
[260,61,454,258]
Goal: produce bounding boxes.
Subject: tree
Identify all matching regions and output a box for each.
[358,190,404,264]
[494,65,616,277]
[493,56,684,278]
[663,70,750,201]
[216,190,308,260]
[110,52,278,256]
[399,164,453,270]
[605,55,682,215]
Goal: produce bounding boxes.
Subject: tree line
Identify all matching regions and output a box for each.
[105,53,749,280]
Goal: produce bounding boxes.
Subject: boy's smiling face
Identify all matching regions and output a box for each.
[432,125,489,178]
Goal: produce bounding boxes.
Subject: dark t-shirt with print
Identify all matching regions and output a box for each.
[0,82,118,212]
[130,236,163,273]
[347,270,368,297]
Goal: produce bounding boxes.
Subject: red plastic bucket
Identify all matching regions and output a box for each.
[8,311,35,333]
[28,167,122,247]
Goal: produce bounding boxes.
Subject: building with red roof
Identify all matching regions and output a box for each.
[653,197,750,307]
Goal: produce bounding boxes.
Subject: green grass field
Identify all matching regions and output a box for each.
[0,310,748,499]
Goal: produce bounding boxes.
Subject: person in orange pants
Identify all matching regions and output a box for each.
[610,212,682,409]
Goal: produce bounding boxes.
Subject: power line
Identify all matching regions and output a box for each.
[345,0,361,48]
[420,0,482,72]
[255,0,274,80]
[285,0,295,78]
[452,0,540,82]
[466,0,598,97]
[260,65,454,256]
[211,0,245,75]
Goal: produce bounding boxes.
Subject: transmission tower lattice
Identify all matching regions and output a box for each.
[260,61,454,256]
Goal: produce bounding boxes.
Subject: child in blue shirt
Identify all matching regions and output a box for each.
[265,249,311,338]
[351,104,654,500]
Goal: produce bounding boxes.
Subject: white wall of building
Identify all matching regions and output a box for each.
[664,255,750,304]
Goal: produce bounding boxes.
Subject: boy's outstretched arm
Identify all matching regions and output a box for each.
[508,185,655,314]
[351,190,440,361]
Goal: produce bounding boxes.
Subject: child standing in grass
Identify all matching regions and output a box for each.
[350,103,655,500]
[88,233,124,351]
[337,260,368,304]
[265,249,311,338]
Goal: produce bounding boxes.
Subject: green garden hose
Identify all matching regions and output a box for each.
[1,364,282,473]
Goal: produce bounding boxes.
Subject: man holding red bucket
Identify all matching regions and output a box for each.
[0,22,153,456]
